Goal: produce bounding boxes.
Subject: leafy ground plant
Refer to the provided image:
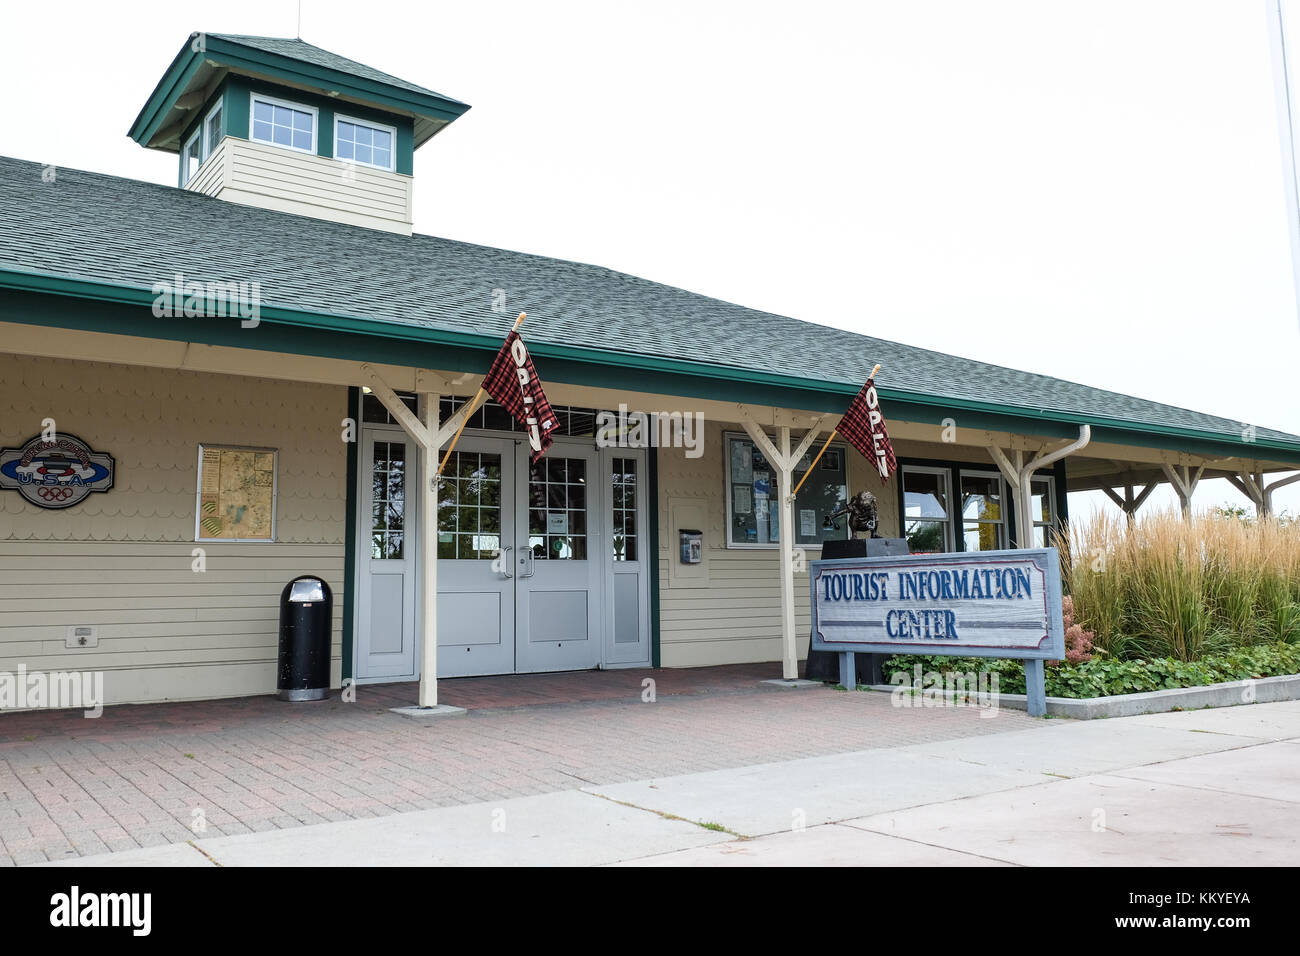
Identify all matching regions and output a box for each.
[882,642,1299,700]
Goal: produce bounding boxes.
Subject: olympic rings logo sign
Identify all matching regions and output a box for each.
[0,434,115,510]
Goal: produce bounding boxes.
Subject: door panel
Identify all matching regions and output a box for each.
[604,450,651,664]
[514,442,602,672]
[436,437,517,677]
[356,432,417,680]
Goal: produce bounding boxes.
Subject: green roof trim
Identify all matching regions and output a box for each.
[1,267,1297,466]
[129,33,469,152]
[1,156,1298,467]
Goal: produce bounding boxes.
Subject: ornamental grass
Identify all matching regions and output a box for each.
[1058,510,1300,662]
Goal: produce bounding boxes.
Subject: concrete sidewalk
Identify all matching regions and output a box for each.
[50,700,1300,867]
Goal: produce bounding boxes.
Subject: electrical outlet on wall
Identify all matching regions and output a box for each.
[66,626,98,649]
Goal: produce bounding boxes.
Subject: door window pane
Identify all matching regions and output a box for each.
[370,441,405,559]
[612,458,637,561]
[436,451,501,559]
[528,457,587,560]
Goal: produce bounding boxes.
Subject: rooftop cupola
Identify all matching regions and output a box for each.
[129,33,470,235]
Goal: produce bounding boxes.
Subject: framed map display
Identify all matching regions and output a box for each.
[195,445,278,541]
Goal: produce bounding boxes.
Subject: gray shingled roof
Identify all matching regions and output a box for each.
[209,34,468,105]
[0,155,1296,451]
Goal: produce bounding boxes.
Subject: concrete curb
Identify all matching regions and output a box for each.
[863,673,1300,719]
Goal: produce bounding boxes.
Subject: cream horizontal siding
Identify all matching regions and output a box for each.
[187,139,228,197]
[0,354,348,706]
[220,137,412,235]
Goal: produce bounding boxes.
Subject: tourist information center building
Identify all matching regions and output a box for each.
[2,33,1299,707]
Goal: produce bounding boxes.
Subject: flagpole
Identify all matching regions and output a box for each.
[436,312,526,477]
[792,364,880,497]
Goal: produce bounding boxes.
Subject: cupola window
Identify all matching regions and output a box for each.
[203,101,224,157]
[181,131,201,184]
[334,115,395,171]
[251,94,317,153]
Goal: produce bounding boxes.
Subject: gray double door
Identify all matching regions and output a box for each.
[355,429,645,680]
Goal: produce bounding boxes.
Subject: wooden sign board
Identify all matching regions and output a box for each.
[809,548,1065,715]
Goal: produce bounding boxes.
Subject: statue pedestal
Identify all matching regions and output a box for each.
[804,537,909,684]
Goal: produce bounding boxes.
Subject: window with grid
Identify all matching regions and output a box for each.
[439,396,600,437]
[362,391,419,424]
[181,132,201,184]
[902,466,953,553]
[528,457,587,560]
[1029,476,1057,547]
[252,96,316,153]
[204,102,223,158]
[435,451,502,559]
[611,458,637,561]
[370,441,406,559]
[960,471,1007,551]
[335,116,394,170]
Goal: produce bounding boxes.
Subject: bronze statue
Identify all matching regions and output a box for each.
[824,490,879,538]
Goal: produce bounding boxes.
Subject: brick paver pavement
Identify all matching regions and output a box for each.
[0,663,1045,865]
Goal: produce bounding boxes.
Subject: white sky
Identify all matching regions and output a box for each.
[2,0,1297,518]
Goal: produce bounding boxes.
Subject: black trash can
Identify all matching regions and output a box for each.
[277,575,332,701]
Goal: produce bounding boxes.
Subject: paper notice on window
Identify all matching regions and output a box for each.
[800,509,816,536]
[731,443,753,483]
[734,484,752,514]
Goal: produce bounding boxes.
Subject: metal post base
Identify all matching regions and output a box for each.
[277,687,328,702]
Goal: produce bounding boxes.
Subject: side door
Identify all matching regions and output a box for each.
[356,429,418,681]
[603,449,651,665]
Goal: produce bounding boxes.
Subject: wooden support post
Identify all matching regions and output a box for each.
[1101,481,1156,526]
[739,410,826,681]
[419,393,440,707]
[1161,463,1204,519]
[1225,470,1269,518]
[360,364,482,709]
[776,425,797,680]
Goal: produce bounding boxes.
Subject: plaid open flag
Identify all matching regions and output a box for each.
[481,330,559,462]
[837,377,897,482]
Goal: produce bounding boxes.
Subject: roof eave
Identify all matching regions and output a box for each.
[2,265,1298,466]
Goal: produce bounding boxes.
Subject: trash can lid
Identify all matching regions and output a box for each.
[288,578,326,603]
